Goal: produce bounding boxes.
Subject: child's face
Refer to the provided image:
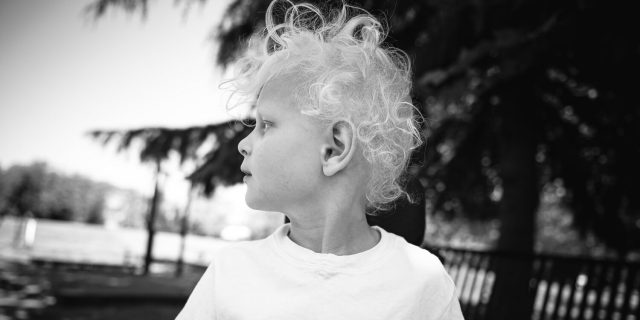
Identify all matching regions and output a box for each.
[238,77,325,212]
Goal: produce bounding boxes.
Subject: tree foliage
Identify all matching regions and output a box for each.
[0,162,110,223]
[87,0,640,254]
[213,0,640,253]
[86,1,640,316]
[88,119,252,196]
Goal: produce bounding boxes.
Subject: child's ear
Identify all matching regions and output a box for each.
[321,120,357,176]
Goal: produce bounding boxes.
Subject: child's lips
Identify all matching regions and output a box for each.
[241,166,251,181]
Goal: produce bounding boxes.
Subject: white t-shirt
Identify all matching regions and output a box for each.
[176,224,464,320]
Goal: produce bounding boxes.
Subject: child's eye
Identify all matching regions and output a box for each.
[261,120,273,132]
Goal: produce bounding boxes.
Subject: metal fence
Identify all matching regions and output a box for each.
[428,246,640,320]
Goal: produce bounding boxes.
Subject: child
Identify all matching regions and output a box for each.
[176,0,464,319]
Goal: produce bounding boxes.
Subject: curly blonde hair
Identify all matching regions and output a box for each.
[226,0,422,211]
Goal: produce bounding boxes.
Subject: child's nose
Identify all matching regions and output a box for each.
[238,135,250,156]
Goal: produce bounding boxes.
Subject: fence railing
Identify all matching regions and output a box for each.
[29,257,207,276]
[426,246,640,320]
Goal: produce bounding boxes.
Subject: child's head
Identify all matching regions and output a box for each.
[231,0,422,212]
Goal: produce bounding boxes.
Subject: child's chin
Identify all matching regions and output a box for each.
[244,194,263,210]
[245,195,277,212]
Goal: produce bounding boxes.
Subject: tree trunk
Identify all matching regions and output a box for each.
[143,159,162,275]
[176,184,194,277]
[486,91,539,320]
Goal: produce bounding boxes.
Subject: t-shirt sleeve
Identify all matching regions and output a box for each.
[175,263,216,320]
[424,251,465,320]
[436,290,465,320]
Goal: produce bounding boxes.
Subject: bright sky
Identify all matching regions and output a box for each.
[0,0,247,206]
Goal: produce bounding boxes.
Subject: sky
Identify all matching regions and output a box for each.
[0,0,249,207]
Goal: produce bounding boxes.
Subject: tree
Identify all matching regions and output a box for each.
[89,120,251,274]
[88,120,250,196]
[2,162,48,218]
[88,0,640,317]
[211,1,640,317]
[85,0,640,248]
[0,162,110,222]
[0,163,6,223]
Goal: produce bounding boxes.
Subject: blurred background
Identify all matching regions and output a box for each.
[1,0,639,319]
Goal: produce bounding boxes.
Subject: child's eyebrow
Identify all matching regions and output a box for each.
[255,110,263,119]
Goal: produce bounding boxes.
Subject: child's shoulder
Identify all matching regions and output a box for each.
[382,229,452,281]
[382,228,441,264]
[382,233,456,299]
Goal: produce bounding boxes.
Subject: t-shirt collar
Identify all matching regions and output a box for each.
[269,223,394,273]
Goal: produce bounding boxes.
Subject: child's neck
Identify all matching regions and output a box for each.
[286,203,380,255]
